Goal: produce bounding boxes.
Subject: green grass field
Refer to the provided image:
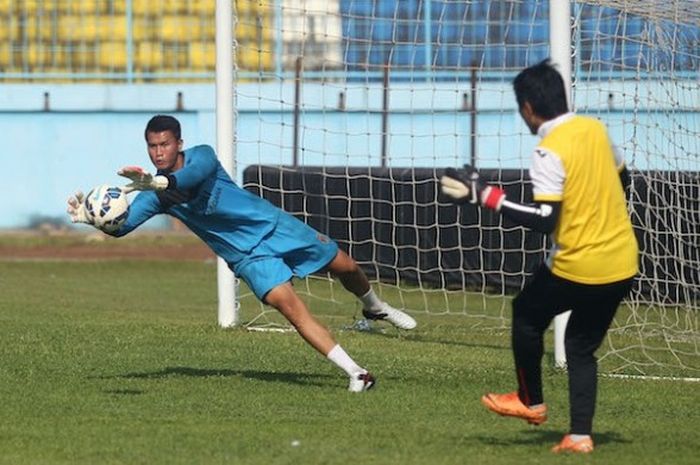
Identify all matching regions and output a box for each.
[1,254,698,464]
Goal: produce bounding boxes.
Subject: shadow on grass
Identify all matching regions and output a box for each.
[348,327,511,353]
[96,366,335,388]
[471,429,631,447]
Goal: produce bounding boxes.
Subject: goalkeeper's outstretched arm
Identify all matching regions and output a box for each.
[439,166,561,234]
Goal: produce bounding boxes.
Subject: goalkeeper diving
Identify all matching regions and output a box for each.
[67,114,417,392]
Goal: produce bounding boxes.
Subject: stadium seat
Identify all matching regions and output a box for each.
[98,15,128,42]
[133,17,156,42]
[189,42,216,70]
[0,43,11,68]
[0,16,20,42]
[133,1,159,17]
[0,0,12,14]
[99,41,127,70]
[238,46,273,71]
[190,0,215,16]
[22,16,56,42]
[70,43,97,68]
[135,42,163,69]
[68,0,100,15]
[58,15,99,43]
[237,21,260,42]
[159,15,202,43]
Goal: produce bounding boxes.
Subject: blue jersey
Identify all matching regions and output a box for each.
[113,145,282,265]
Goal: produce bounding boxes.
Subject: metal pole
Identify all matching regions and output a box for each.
[423,0,432,78]
[292,56,302,167]
[550,0,572,368]
[380,64,390,168]
[470,65,477,167]
[216,0,238,327]
[126,0,133,83]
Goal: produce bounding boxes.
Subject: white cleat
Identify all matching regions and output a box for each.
[362,303,417,330]
[348,371,376,392]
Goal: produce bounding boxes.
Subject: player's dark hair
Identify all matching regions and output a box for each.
[513,59,569,119]
[145,115,181,141]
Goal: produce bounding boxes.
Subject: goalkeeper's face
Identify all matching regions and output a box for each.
[146,130,184,172]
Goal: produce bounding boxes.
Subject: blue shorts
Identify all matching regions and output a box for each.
[232,213,339,301]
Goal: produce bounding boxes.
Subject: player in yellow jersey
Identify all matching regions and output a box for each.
[440,59,638,453]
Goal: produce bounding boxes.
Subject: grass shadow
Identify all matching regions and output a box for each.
[471,428,631,447]
[96,366,335,388]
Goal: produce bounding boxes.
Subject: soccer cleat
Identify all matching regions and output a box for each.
[480,391,548,425]
[362,303,417,330]
[348,371,376,392]
[551,435,594,454]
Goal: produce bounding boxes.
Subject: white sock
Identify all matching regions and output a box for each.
[359,289,383,310]
[569,434,591,442]
[327,344,365,377]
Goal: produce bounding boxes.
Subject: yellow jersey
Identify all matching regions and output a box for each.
[530,113,638,284]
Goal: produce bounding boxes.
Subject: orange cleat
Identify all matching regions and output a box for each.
[551,435,594,454]
[480,391,548,425]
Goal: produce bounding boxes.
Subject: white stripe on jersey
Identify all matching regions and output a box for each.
[529,146,565,198]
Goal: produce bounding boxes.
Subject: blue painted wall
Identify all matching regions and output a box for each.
[1,82,697,228]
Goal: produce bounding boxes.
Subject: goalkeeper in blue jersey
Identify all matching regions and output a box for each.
[440,60,638,453]
[67,114,416,392]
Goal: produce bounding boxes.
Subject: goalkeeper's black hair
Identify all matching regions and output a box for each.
[145,115,181,141]
[513,59,569,120]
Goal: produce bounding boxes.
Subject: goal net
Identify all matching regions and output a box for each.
[235,0,698,378]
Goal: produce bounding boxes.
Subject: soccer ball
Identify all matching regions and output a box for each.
[84,185,130,233]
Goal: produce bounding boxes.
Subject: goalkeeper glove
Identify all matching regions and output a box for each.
[66,191,94,225]
[118,166,169,193]
[440,166,506,210]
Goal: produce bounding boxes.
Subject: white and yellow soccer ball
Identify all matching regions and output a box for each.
[84,185,130,233]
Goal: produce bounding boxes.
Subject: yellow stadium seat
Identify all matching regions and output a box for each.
[98,15,127,42]
[135,42,163,69]
[132,1,159,17]
[0,43,11,67]
[68,0,100,15]
[58,15,99,42]
[99,42,128,69]
[109,0,126,14]
[235,0,252,16]
[189,42,216,70]
[0,16,20,42]
[237,21,259,42]
[163,0,185,14]
[163,44,188,70]
[238,46,273,71]
[199,18,215,40]
[23,16,56,42]
[133,17,156,41]
[0,0,13,14]
[159,15,202,42]
[70,43,97,68]
[133,0,183,17]
[25,43,51,68]
[189,0,215,16]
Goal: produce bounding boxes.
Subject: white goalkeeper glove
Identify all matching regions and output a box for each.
[440,166,506,211]
[66,191,94,225]
[118,166,169,193]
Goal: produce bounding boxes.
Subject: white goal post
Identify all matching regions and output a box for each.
[217,0,699,378]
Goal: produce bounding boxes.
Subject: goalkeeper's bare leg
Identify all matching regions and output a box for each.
[264,282,374,392]
[324,250,417,330]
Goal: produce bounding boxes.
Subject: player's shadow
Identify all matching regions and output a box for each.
[472,429,630,447]
[98,366,335,388]
[347,323,510,352]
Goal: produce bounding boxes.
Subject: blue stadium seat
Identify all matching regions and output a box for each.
[372,19,394,41]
